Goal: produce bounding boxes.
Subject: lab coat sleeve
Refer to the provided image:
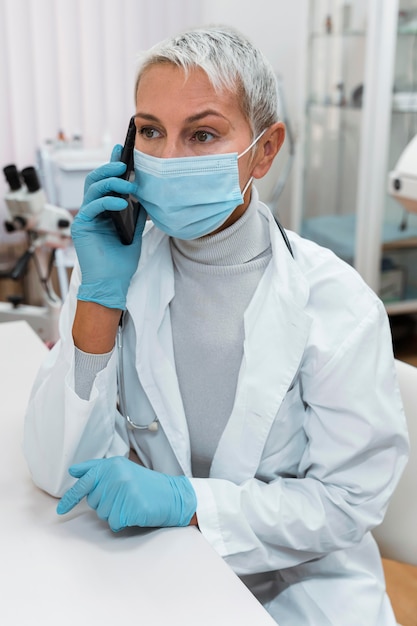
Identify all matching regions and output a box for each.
[23,264,130,497]
[189,300,409,575]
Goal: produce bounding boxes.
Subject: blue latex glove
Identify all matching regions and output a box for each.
[56,457,197,532]
[71,145,147,310]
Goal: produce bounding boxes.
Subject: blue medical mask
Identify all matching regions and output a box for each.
[133,131,265,240]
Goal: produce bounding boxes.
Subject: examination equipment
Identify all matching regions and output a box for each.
[1,164,73,343]
[4,165,73,244]
[388,133,417,214]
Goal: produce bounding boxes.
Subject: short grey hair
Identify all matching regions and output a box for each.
[134,25,280,137]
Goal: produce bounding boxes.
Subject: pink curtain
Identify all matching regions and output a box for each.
[0,0,202,237]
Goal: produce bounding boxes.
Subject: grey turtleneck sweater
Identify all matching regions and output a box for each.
[169,197,272,476]
[74,194,272,478]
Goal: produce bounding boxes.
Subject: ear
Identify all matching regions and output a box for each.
[252,122,286,179]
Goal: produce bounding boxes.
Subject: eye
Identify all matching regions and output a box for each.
[192,130,215,143]
[139,127,161,139]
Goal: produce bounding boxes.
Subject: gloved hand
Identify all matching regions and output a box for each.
[71,145,147,310]
[56,457,197,532]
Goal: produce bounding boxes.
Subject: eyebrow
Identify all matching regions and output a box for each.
[184,109,228,124]
[134,109,228,124]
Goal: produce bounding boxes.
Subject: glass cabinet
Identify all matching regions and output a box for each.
[300,0,417,314]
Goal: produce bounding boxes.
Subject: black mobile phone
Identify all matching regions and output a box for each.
[109,116,140,245]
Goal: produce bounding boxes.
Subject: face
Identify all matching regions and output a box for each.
[134,63,267,230]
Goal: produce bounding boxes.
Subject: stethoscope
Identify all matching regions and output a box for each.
[117,319,159,431]
[116,217,293,433]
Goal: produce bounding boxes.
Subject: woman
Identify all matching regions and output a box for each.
[24,25,408,625]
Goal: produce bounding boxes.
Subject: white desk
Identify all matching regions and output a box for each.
[0,321,276,626]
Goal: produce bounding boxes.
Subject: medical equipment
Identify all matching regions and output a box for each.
[1,164,73,343]
[4,165,73,243]
[117,317,159,431]
[388,133,417,214]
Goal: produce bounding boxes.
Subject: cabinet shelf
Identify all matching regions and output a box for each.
[386,298,417,316]
[301,214,417,263]
[307,101,362,111]
[310,30,366,39]
[307,101,417,114]
[310,29,416,39]
[301,1,417,315]
[310,30,366,41]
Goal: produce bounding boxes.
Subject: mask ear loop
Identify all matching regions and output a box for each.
[237,128,267,160]
[237,128,267,195]
[241,176,254,196]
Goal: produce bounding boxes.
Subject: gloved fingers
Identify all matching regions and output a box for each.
[87,479,128,532]
[106,489,131,532]
[86,486,109,516]
[75,195,129,224]
[83,160,127,194]
[82,176,137,209]
[107,512,125,533]
[56,466,98,515]
[110,144,123,162]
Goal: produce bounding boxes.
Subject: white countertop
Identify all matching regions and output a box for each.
[0,321,276,626]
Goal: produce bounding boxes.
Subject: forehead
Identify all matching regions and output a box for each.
[135,63,247,123]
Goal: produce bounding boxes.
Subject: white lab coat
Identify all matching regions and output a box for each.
[24,199,409,625]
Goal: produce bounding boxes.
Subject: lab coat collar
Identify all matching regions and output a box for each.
[210,203,312,482]
[127,201,312,480]
[128,232,193,475]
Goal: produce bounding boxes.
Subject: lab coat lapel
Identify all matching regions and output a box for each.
[210,215,312,483]
[128,231,192,476]
[128,214,311,483]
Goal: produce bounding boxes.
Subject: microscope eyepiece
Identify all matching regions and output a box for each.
[21,166,41,193]
[3,164,22,191]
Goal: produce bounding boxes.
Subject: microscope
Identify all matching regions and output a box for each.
[1,164,74,344]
